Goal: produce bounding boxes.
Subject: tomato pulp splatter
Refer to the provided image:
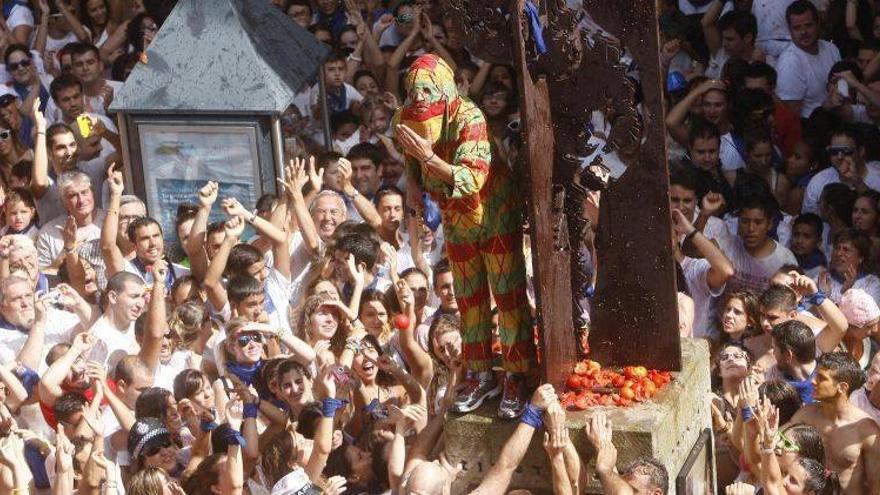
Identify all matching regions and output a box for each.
[558,360,672,409]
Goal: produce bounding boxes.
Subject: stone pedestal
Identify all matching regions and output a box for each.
[445,338,712,494]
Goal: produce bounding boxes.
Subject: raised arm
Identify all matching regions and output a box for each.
[0,364,28,412]
[38,333,95,407]
[203,216,245,311]
[222,197,291,279]
[665,79,726,146]
[701,0,725,56]
[56,0,90,42]
[138,261,169,375]
[789,272,847,353]
[185,181,219,282]
[305,363,340,482]
[100,165,127,277]
[30,98,49,198]
[673,209,735,290]
[845,0,864,41]
[339,157,382,228]
[584,411,634,495]
[16,297,46,370]
[471,385,558,495]
[543,405,573,495]
[755,400,785,495]
[282,158,321,257]
[393,279,433,389]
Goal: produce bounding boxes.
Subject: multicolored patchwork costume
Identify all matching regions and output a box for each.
[395,55,534,373]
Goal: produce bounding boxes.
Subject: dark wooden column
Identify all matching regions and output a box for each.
[510,0,579,386]
[584,0,681,371]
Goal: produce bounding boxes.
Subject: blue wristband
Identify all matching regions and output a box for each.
[808,290,826,307]
[322,398,348,418]
[584,285,596,298]
[230,429,248,447]
[243,402,260,419]
[520,402,544,429]
[199,419,218,432]
[741,406,754,422]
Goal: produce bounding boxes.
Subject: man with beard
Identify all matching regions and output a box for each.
[86,271,146,369]
[788,352,880,494]
[101,166,188,287]
[35,171,105,269]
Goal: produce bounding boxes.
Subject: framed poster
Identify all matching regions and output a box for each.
[137,124,262,242]
[676,428,715,495]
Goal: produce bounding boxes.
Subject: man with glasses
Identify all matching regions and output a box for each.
[803,124,880,214]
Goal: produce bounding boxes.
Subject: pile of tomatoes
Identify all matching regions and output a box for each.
[559,360,672,409]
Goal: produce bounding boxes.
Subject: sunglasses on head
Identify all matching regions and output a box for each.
[143,438,173,457]
[236,332,264,348]
[7,59,32,71]
[0,130,11,140]
[828,146,855,157]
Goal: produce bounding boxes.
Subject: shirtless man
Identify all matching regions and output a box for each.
[789,352,880,494]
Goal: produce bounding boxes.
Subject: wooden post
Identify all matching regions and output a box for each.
[584,0,681,371]
[511,0,579,386]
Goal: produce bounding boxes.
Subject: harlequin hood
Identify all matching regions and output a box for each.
[395,54,461,145]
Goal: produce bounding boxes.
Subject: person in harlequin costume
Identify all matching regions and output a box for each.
[394,54,535,418]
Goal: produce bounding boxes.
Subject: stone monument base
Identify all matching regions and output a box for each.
[445,338,713,494]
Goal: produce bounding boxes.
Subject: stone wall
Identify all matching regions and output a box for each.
[445,338,713,494]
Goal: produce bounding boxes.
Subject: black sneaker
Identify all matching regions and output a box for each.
[451,371,500,413]
[497,372,528,419]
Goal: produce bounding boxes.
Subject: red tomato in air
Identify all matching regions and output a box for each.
[566,374,583,390]
[611,374,626,388]
[393,314,410,330]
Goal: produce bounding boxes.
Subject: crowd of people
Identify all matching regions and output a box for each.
[1,0,880,494]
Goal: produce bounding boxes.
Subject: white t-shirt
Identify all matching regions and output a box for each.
[87,315,139,369]
[802,162,880,214]
[705,48,730,80]
[724,213,795,250]
[681,257,726,340]
[36,210,105,269]
[679,0,732,15]
[717,234,799,294]
[153,350,197,391]
[0,307,81,371]
[307,82,363,118]
[289,231,325,306]
[850,387,880,425]
[820,271,880,305]
[775,40,841,118]
[84,79,123,117]
[753,0,795,58]
[46,31,81,53]
[720,132,746,172]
